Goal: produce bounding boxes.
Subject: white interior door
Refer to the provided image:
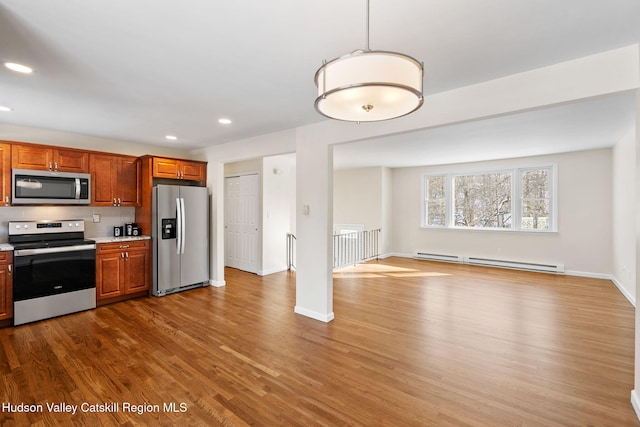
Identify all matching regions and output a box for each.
[225,174,260,273]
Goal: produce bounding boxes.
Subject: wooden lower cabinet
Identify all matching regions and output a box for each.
[0,251,13,321]
[96,240,150,302]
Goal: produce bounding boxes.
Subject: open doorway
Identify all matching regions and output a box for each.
[223,154,296,276]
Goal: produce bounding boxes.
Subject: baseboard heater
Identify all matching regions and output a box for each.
[413,252,564,274]
[414,252,463,263]
[465,257,565,274]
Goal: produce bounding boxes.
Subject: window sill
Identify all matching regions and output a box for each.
[421,225,558,234]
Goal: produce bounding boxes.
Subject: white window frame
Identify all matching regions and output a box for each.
[421,174,449,228]
[452,168,514,231]
[421,164,557,232]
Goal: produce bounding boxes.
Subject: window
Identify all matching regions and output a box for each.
[424,175,446,226]
[422,165,555,232]
[519,168,551,230]
[454,172,512,228]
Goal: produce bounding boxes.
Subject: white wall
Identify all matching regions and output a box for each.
[612,129,637,304]
[333,167,383,230]
[224,158,262,176]
[391,149,613,276]
[333,166,393,256]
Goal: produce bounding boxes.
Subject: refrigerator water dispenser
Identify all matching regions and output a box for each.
[161,218,176,239]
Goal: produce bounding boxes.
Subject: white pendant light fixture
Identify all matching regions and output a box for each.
[314,0,424,122]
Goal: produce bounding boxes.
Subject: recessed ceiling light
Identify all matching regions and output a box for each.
[4,62,33,74]
[218,118,232,125]
[165,135,178,141]
[0,106,12,112]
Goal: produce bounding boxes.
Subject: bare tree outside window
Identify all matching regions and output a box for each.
[454,173,512,228]
[521,169,550,230]
[425,175,446,226]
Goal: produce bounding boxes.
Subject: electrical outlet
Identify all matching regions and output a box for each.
[92,214,101,223]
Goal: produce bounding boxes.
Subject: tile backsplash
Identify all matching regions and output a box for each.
[0,206,137,242]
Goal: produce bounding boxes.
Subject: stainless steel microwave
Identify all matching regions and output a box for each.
[12,169,91,205]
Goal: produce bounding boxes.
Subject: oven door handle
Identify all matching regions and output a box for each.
[14,244,96,257]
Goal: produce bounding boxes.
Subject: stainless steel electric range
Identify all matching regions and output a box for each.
[8,220,96,326]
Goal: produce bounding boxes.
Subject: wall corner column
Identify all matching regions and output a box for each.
[208,160,226,287]
[633,84,640,419]
[294,136,334,322]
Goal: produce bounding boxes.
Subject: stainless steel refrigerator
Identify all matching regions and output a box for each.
[152,184,209,296]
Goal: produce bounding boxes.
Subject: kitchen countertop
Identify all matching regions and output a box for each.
[92,235,151,244]
[0,236,151,250]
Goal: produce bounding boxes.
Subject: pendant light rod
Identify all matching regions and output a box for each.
[365,0,370,51]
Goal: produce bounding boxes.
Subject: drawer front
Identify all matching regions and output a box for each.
[97,240,149,254]
[0,251,11,264]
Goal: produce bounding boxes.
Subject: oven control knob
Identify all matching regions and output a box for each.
[23,225,29,229]
[15,225,21,229]
[75,222,80,227]
[69,223,73,227]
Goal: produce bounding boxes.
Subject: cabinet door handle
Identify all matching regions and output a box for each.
[7,264,11,275]
[125,252,129,259]
[119,245,130,249]
[54,162,59,171]
[49,161,53,171]
[4,195,9,206]
[117,197,121,205]
[113,198,117,206]
[121,252,125,259]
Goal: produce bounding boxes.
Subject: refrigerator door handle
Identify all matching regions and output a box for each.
[176,197,182,255]
[180,197,186,254]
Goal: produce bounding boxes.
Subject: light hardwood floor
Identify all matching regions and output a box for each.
[0,258,637,426]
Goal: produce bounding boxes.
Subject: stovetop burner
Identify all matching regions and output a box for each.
[8,219,92,248]
[10,238,96,250]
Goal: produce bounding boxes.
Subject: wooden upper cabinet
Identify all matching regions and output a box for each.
[152,157,179,179]
[12,144,89,173]
[55,149,89,172]
[152,157,206,182]
[181,161,206,181]
[118,156,140,205]
[90,153,140,206]
[0,143,11,207]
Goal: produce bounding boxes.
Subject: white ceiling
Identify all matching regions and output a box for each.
[0,0,639,166]
[333,92,637,169]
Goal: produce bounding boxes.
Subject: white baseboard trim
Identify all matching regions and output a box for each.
[294,306,335,323]
[564,270,610,279]
[387,252,413,259]
[209,280,226,288]
[611,276,636,307]
[631,390,640,422]
[259,266,289,276]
